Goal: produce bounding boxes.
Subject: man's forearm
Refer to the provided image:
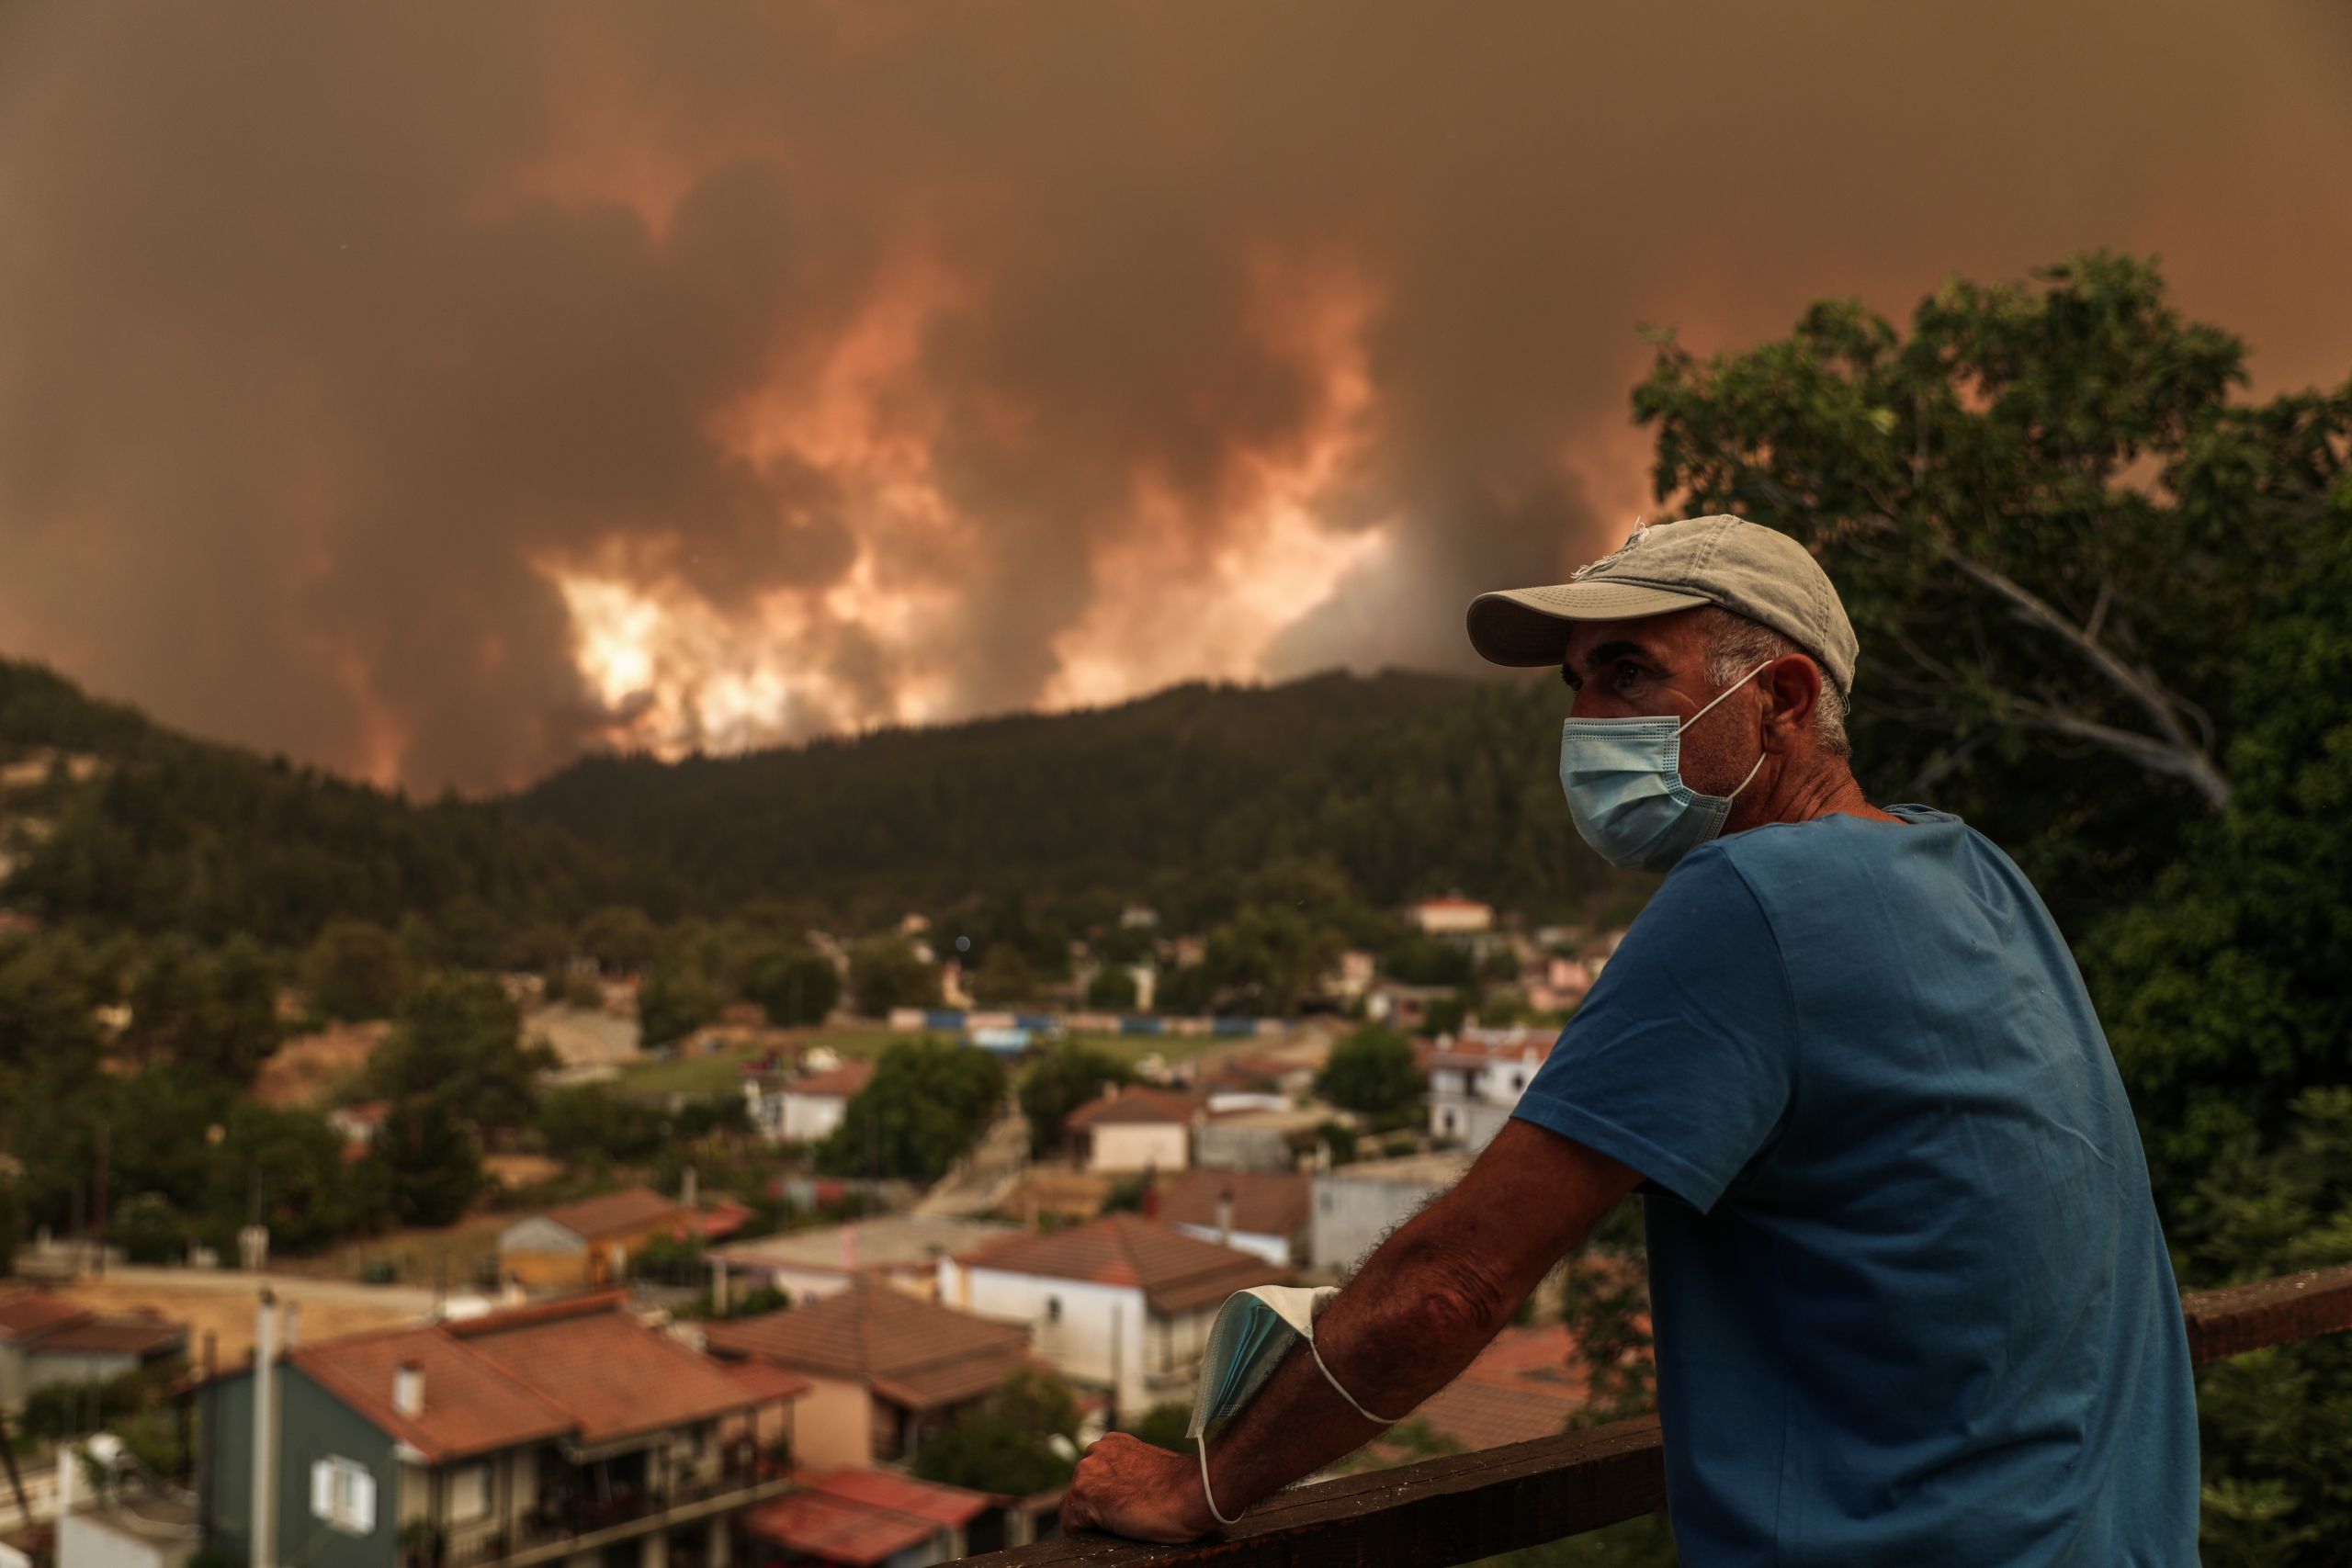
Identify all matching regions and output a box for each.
[1196,1198,1530,1515]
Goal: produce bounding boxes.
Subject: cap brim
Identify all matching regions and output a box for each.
[1464,581,1713,667]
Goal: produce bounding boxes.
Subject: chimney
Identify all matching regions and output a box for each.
[393,1360,424,1417]
[1139,1164,1159,1221]
[280,1301,300,1350]
[681,1167,698,1212]
[1216,1189,1235,1247]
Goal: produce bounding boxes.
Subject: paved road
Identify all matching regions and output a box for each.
[913,1101,1032,1218]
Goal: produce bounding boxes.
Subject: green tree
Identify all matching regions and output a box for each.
[846,937,941,1016]
[301,919,411,1022]
[912,1369,1080,1496]
[968,945,1042,1008]
[372,975,551,1134]
[536,1085,667,1168]
[1084,965,1139,1011]
[1316,1024,1425,1118]
[204,1102,358,1254]
[741,944,841,1027]
[817,1038,1003,1182]
[365,1097,482,1226]
[1018,1043,1134,1158]
[638,948,724,1049]
[579,906,660,974]
[1202,905,1342,1016]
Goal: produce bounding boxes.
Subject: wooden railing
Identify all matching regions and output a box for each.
[968,1262,2352,1568]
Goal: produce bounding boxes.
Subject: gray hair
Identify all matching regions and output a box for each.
[1696,607,1851,759]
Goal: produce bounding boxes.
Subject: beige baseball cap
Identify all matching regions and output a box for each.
[1465,513,1859,692]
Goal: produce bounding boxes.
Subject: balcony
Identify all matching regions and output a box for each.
[439,1454,795,1568]
[961,1263,2352,1568]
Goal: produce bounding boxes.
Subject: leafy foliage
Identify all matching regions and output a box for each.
[846,936,941,1015]
[1018,1042,1133,1158]
[301,919,411,1022]
[911,1368,1081,1496]
[816,1038,1005,1182]
[1315,1024,1425,1118]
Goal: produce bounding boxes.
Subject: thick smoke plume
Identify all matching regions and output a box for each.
[1,1,2346,789]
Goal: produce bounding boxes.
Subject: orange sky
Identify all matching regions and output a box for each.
[0,1,2346,791]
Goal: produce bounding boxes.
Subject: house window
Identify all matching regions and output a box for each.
[1045,1296,1062,1323]
[447,1461,490,1524]
[310,1457,378,1535]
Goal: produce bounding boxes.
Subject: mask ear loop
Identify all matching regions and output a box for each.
[1197,1334,1403,1528]
[1677,659,1776,807]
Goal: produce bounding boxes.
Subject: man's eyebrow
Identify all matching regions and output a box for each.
[1577,638,1667,672]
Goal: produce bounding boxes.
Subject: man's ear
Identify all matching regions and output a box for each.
[1759,655,1822,750]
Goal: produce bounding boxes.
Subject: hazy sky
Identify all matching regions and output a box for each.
[2,1,2346,792]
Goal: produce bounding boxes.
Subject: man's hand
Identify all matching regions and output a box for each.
[1059,1432,1220,1542]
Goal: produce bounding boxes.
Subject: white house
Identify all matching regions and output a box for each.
[1426,1026,1556,1150]
[1408,896,1495,937]
[748,1058,875,1145]
[1309,1152,1471,1273]
[713,1215,1014,1304]
[938,1213,1278,1417]
[1062,1086,1200,1173]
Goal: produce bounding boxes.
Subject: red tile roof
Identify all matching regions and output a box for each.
[1155,1168,1311,1241]
[537,1186,685,1241]
[0,1290,93,1344]
[742,1470,991,1566]
[34,1314,187,1359]
[956,1213,1281,1315]
[1063,1086,1201,1131]
[1377,1325,1589,1459]
[704,1281,1027,1412]
[283,1292,802,1463]
[785,1061,876,1100]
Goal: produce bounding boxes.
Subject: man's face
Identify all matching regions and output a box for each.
[1558,609,1763,800]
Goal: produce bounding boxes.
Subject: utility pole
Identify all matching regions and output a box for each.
[93,1120,110,1278]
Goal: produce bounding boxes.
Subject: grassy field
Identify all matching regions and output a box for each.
[610,1023,1249,1099]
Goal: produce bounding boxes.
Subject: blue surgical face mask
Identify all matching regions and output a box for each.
[1559,660,1772,873]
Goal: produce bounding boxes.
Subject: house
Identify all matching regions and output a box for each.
[748,1061,876,1146]
[193,1292,808,1568]
[1192,1104,1339,1173]
[0,1289,187,1412]
[1407,896,1494,937]
[712,1217,1014,1305]
[1152,1169,1311,1268]
[1062,1087,1200,1173]
[1310,1152,1471,1273]
[1426,1026,1557,1150]
[496,1186,686,1291]
[739,1469,994,1568]
[939,1213,1280,1416]
[703,1281,1031,1472]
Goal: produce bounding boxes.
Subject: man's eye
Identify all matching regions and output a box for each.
[1613,661,1644,689]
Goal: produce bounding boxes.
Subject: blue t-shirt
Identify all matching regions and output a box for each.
[1512,806,2199,1566]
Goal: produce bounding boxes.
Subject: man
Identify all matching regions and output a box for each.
[1063,514,2199,1563]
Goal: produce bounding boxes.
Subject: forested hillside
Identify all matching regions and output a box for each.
[519,670,1654,929]
[0,660,683,944]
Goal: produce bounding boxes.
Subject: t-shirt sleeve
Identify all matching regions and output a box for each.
[1511,845,1796,1213]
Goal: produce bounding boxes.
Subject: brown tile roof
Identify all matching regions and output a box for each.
[785,1061,876,1100]
[537,1186,685,1241]
[458,1298,781,1448]
[284,1292,802,1463]
[0,1290,93,1344]
[1379,1325,1589,1458]
[956,1213,1281,1315]
[1155,1168,1311,1241]
[293,1325,573,1465]
[35,1314,187,1359]
[1063,1086,1202,1131]
[742,1471,990,1566]
[704,1281,1027,1412]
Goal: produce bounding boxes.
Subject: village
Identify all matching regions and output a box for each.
[0,891,1634,1568]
